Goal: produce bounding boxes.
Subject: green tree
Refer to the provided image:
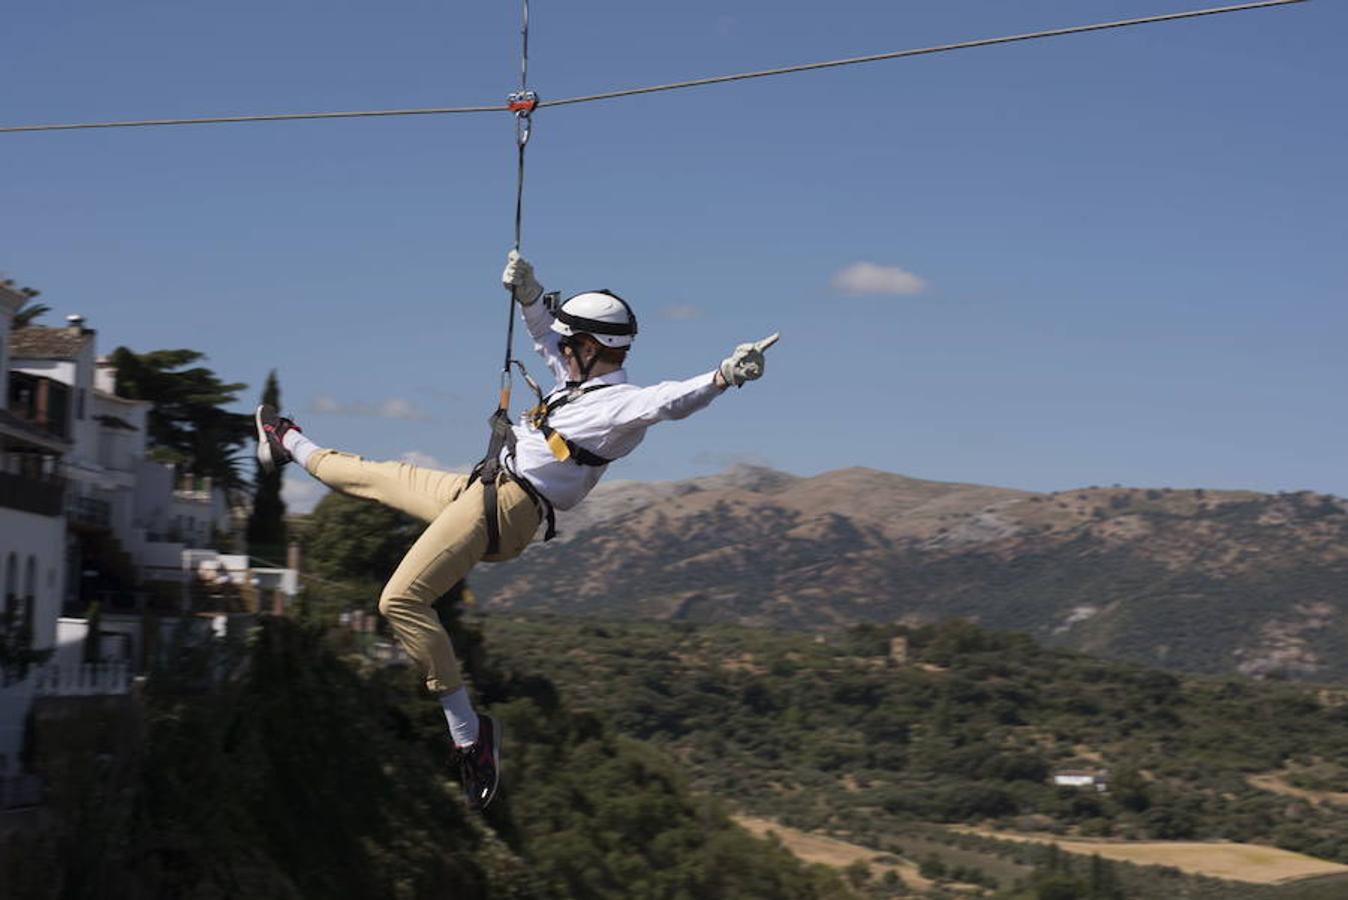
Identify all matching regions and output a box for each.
[246,370,287,561]
[919,855,947,880]
[843,859,870,889]
[1111,766,1151,813]
[1035,875,1084,900]
[1088,854,1124,900]
[109,347,252,493]
[12,294,48,329]
[302,492,421,586]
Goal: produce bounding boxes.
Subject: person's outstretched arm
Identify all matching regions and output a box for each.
[608,333,780,430]
[501,251,568,385]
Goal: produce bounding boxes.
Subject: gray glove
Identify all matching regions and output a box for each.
[501,250,544,305]
[719,333,780,388]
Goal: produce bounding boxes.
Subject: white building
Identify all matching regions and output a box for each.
[2,292,302,801]
[10,316,232,616]
[0,282,71,775]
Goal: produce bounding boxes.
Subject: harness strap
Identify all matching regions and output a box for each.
[510,466,557,541]
[476,462,557,552]
[473,409,515,556]
[529,383,616,466]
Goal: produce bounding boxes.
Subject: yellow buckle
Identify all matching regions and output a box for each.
[545,430,572,462]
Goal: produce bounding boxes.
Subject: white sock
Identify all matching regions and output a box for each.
[440,687,480,748]
[281,429,320,469]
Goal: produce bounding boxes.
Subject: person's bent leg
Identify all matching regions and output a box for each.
[378,484,490,698]
[378,479,541,732]
[259,405,467,523]
[303,447,469,524]
[379,477,539,811]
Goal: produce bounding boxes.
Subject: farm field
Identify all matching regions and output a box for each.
[952,827,1348,885]
[734,815,936,891]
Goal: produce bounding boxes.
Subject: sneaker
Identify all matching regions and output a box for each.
[255,404,299,474]
[455,714,501,812]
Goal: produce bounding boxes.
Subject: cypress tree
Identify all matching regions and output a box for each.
[246,370,287,562]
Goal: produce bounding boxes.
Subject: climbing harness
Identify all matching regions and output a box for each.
[529,383,618,466]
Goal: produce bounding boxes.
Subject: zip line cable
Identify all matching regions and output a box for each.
[0,104,506,133]
[0,0,1307,135]
[537,0,1308,110]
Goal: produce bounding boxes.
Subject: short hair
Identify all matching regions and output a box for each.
[574,333,627,367]
[597,345,627,366]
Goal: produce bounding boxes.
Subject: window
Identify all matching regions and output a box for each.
[23,556,35,637]
[3,552,15,618]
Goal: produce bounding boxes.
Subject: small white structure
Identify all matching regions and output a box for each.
[184,550,300,616]
[1052,769,1110,792]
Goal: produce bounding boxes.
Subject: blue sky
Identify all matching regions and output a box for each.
[4,0,1343,511]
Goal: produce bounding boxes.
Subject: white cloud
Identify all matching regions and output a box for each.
[660,304,703,321]
[400,450,443,469]
[400,451,471,474]
[379,398,425,421]
[830,261,928,296]
[281,472,328,514]
[309,395,432,421]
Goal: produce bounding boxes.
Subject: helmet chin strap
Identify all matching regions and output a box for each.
[561,337,601,387]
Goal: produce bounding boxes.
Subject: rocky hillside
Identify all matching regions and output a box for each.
[471,465,1348,680]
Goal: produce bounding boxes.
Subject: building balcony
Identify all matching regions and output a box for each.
[67,493,111,529]
[7,373,71,442]
[0,470,65,517]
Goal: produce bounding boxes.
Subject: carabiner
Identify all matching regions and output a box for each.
[508,90,538,147]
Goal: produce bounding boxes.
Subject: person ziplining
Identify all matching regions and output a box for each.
[255,254,778,810]
[247,0,789,814]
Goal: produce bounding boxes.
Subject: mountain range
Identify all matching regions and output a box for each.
[469,465,1348,681]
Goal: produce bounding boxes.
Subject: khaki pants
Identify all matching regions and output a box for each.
[306,450,541,694]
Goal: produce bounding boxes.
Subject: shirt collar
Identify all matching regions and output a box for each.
[560,368,627,393]
[591,368,628,386]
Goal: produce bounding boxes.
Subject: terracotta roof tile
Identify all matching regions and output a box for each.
[8,326,91,360]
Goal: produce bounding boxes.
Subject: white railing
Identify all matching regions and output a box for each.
[33,660,131,697]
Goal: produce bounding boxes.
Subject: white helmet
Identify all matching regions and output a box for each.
[550,290,638,349]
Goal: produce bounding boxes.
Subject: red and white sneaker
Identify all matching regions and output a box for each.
[255,404,300,474]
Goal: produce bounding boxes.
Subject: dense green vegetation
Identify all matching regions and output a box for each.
[481,614,1348,896]
[3,611,846,899]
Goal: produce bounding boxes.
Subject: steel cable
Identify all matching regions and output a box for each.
[539,0,1308,109]
[0,0,1308,135]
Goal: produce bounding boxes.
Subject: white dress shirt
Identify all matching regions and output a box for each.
[506,299,721,510]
